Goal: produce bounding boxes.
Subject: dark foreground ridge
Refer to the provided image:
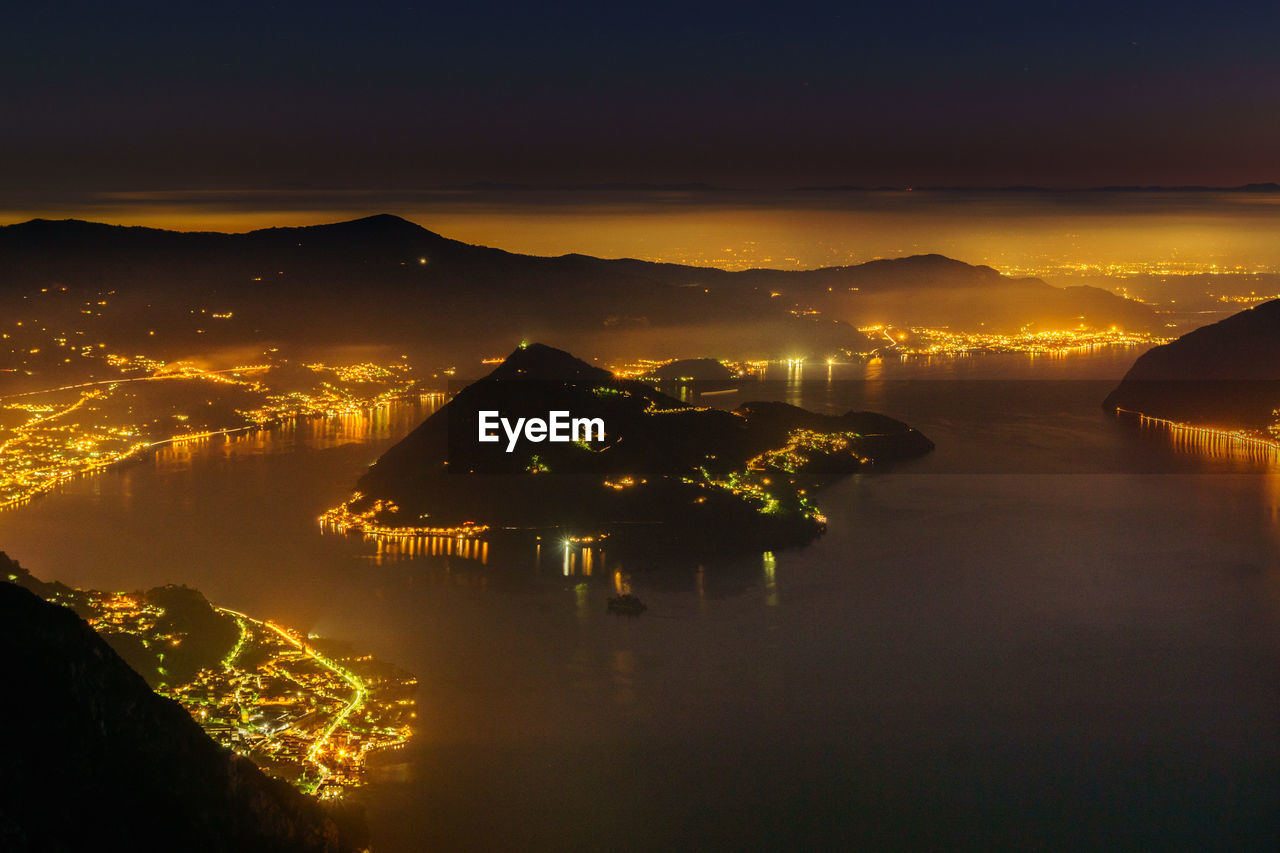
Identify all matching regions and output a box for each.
[0,552,367,853]
[1104,298,1280,428]
[346,344,932,552]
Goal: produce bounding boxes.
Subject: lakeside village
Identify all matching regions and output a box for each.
[5,565,417,799]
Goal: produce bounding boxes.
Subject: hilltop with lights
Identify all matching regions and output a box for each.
[323,343,933,552]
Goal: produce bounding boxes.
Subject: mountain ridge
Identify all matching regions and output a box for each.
[0,215,1158,363]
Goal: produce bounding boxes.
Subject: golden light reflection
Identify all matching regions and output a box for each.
[352,527,491,564]
[763,551,778,607]
[1118,408,1280,463]
[1,352,433,511]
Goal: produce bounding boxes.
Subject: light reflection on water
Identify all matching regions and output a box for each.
[369,534,490,565]
[152,398,443,469]
[1127,412,1280,465]
[2,353,1279,850]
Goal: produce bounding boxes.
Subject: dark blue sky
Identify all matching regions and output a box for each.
[3,0,1277,189]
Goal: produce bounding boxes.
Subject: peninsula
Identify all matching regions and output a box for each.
[324,344,933,552]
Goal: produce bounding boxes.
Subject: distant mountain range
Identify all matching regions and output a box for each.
[0,215,1156,364]
[790,183,1280,193]
[1104,298,1280,428]
[0,552,365,852]
[267,182,1280,193]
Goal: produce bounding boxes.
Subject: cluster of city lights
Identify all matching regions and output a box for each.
[5,570,417,799]
[602,476,645,490]
[877,325,1163,355]
[0,351,425,510]
[182,609,416,799]
[320,493,490,541]
[605,358,675,380]
[1215,293,1280,305]
[999,260,1276,278]
[746,429,869,474]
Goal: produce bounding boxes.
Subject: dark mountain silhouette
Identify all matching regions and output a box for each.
[643,358,735,382]
[1104,299,1280,427]
[0,553,366,853]
[347,344,931,552]
[0,215,1156,364]
[8,564,241,690]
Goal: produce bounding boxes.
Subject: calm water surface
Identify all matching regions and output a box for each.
[3,351,1279,850]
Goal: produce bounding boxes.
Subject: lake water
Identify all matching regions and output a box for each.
[3,350,1279,850]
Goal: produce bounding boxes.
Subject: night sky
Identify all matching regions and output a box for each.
[3,0,1278,191]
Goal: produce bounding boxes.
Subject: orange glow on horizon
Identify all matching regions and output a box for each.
[6,193,1280,277]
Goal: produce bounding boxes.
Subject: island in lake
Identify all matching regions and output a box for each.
[324,343,933,552]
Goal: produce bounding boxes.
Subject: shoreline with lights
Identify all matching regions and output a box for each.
[0,353,436,511]
[5,562,418,800]
[1115,407,1280,461]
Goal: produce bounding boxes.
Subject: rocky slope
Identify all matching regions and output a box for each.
[0,553,366,853]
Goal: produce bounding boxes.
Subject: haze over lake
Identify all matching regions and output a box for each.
[5,351,1278,850]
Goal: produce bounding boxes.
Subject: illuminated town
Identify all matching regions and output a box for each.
[321,493,491,561]
[746,429,868,474]
[862,325,1164,355]
[996,260,1279,279]
[0,339,427,510]
[4,565,417,798]
[174,609,417,798]
[606,329,1160,379]
[1215,292,1280,305]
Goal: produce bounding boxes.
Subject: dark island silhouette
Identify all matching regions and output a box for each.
[340,344,932,552]
[642,357,736,383]
[0,552,366,853]
[0,215,1156,367]
[1104,298,1280,428]
[641,357,740,395]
